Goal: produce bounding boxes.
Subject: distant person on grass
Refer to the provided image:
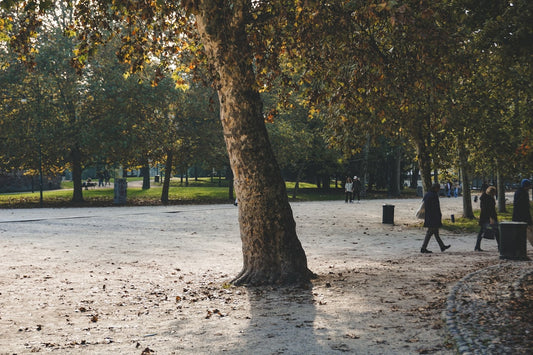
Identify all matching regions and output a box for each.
[420,183,451,254]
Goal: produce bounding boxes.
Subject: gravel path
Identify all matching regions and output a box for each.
[0,196,531,354]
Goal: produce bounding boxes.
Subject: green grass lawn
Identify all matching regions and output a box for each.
[0,178,346,208]
[441,205,532,233]
[1,177,415,207]
[0,183,231,208]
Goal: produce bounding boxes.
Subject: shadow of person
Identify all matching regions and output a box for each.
[229,284,330,354]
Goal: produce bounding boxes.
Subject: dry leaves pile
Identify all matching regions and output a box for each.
[450,263,533,354]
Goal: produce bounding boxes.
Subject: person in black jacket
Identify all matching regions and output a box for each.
[353,176,362,202]
[512,179,532,225]
[420,183,451,253]
[475,186,498,251]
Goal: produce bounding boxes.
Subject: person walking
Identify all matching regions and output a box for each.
[420,183,451,254]
[97,171,104,187]
[512,179,532,225]
[475,186,498,251]
[344,177,353,203]
[446,181,452,198]
[453,181,459,197]
[353,176,362,202]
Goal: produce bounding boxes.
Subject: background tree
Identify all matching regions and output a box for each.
[265,93,338,198]
[1,7,103,202]
[454,0,533,211]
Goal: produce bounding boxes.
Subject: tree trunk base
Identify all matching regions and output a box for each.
[231,267,317,287]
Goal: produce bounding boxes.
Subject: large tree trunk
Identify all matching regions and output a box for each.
[71,144,83,202]
[194,3,314,286]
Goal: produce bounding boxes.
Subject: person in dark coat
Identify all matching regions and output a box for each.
[512,179,532,225]
[475,186,498,251]
[421,183,451,253]
[353,176,362,202]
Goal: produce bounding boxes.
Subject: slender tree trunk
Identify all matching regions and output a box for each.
[194,3,314,285]
[410,165,419,189]
[71,144,83,202]
[415,140,432,195]
[457,139,474,219]
[292,181,299,199]
[161,150,173,204]
[361,134,370,193]
[141,164,150,190]
[227,165,234,201]
[292,169,303,199]
[391,145,401,196]
[496,162,507,213]
[322,175,330,190]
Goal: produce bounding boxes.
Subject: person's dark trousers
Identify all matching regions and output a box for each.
[422,227,445,250]
[345,192,352,203]
[475,227,484,250]
[476,226,500,251]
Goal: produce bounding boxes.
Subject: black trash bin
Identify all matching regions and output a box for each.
[499,221,529,261]
[154,175,160,183]
[382,204,394,224]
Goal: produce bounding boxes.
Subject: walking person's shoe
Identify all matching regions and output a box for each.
[440,245,451,252]
[420,248,432,254]
[474,247,483,252]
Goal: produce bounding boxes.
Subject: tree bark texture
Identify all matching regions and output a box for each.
[193,2,313,285]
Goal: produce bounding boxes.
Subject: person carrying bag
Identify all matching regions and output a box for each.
[475,186,499,251]
[415,200,425,219]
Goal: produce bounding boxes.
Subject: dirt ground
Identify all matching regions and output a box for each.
[0,196,526,354]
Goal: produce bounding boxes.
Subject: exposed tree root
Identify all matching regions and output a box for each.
[231,267,316,287]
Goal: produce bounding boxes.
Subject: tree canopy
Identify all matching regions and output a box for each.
[2,0,532,285]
